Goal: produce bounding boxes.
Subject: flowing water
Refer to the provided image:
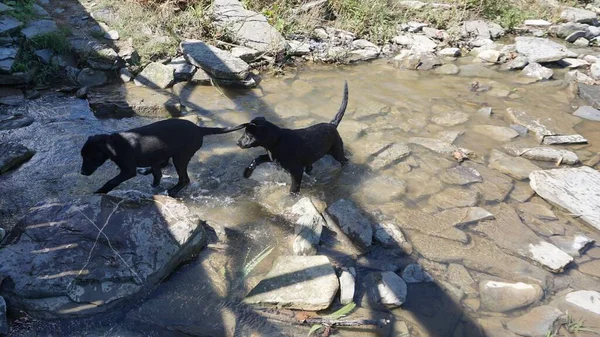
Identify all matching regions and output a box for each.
[2,58,600,336]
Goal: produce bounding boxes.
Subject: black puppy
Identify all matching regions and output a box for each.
[237,81,349,193]
[80,119,246,197]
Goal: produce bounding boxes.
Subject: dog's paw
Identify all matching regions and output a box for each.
[151,182,160,188]
[243,167,253,178]
[93,189,106,194]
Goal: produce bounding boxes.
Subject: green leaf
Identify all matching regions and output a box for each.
[324,302,356,319]
[307,324,322,337]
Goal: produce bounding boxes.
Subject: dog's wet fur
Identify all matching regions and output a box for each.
[237,81,349,193]
[80,119,246,197]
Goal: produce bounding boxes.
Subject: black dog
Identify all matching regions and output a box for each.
[81,119,246,197]
[237,81,349,193]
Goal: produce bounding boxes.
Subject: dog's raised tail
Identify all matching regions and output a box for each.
[201,123,249,135]
[330,81,349,127]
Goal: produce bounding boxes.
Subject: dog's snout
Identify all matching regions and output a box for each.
[80,169,90,176]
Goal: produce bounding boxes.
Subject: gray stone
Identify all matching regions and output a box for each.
[474,204,573,272]
[0,3,13,13]
[0,15,22,35]
[409,137,468,155]
[181,40,249,80]
[325,199,373,249]
[431,111,469,126]
[76,68,107,88]
[0,69,36,84]
[339,268,355,305]
[478,107,493,116]
[372,223,412,253]
[578,259,600,278]
[542,135,587,145]
[68,36,119,70]
[574,105,600,121]
[446,264,475,294]
[530,167,600,232]
[557,23,590,39]
[402,264,433,283]
[346,48,379,63]
[167,56,196,81]
[480,280,544,312]
[376,272,408,308]
[439,166,482,185]
[578,83,600,107]
[587,25,600,38]
[573,37,590,47]
[0,142,34,174]
[558,57,589,68]
[21,20,58,39]
[119,68,133,82]
[429,187,479,210]
[438,48,461,57]
[34,48,53,64]
[134,62,175,89]
[506,146,579,165]
[91,8,119,25]
[550,234,594,257]
[516,202,558,221]
[473,125,519,142]
[410,34,437,53]
[477,49,501,63]
[515,37,576,63]
[290,197,324,256]
[0,114,34,131]
[244,256,338,310]
[510,124,529,136]
[501,56,529,71]
[0,296,6,335]
[423,26,447,40]
[434,63,460,75]
[561,7,597,24]
[190,67,211,85]
[230,46,262,62]
[521,62,553,80]
[287,40,311,56]
[104,30,119,40]
[51,53,76,68]
[564,290,600,315]
[507,306,564,337]
[489,149,541,180]
[32,3,48,16]
[0,195,206,318]
[505,107,582,142]
[367,143,411,170]
[212,0,287,53]
[461,20,504,40]
[565,30,587,43]
[212,73,258,88]
[591,62,600,80]
[525,19,552,27]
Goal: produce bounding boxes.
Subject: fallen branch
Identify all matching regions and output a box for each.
[254,308,389,328]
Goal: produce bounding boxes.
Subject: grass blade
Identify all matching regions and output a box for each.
[307,324,322,337]
[242,246,274,278]
[324,302,356,319]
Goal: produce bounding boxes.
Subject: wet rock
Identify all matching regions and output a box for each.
[429,187,479,210]
[191,68,212,85]
[439,166,482,185]
[230,46,261,62]
[0,296,5,335]
[373,223,412,253]
[564,290,600,315]
[376,272,408,308]
[480,280,544,312]
[212,0,286,53]
[0,142,34,174]
[431,111,469,126]
[75,86,88,99]
[556,22,589,38]
[437,130,463,143]
[477,49,501,63]
[0,113,34,131]
[409,137,469,155]
[567,70,596,85]
[577,83,600,108]
[245,255,338,310]
[479,317,518,337]
[561,7,597,24]
[339,267,356,305]
[557,57,589,68]
[367,143,411,170]
[446,264,476,294]
[0,195,206,318]
[507,306,564,337]
[21,19,58,39]
[521,62,553,81]
[489,149,541,180]
[181,40,249,80]
[119,68,133,82]
[439,47,461,57]
[0,16,22,35]
[134,62,175,89]
[167,56,196,81]
[542,134,588,145]
[505,146,579,165]
[325,199,373,249]
[510,124,529,136]
[457,63,503,78]
[501,56,529,71]
[505,108,582,143]
[416,53,440,70]
[474,204,573,272]
[565,30,587,43]
[346,48,379,63]
[402,264,433,283]
[550,234,594,257]
[530,167,600,232]
[517,202,557,221]
[434,63,459,75]
[290,197,324,256]
[356,175,406,203]
[515,37,576,63]
[76,68,107,88]
[473,125,519,142]
[287,40,310,56]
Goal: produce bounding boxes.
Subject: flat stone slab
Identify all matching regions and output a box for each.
[504,145,579,165]
[480,280,543,312]
[542,135,588,145]
[325,199,373,249]
[506,108,582,142]
[69,36,119,70]
[530,167,600,232]
[181,39,249,80]
[515,37,576,63]
[565,290,600,315]
[473,125,519,142]
[489,149,541,180]
[367,143,411,170]
[21,20,58,39]
[474,204,573,272]
[244,255,338,311]
[0,194,206,319]
[507,306,564,337]
[0,142,34,174]
[561,7,597,24]
[574,106,600,121]
[212,0,286,53]
[134,62,175,89]
[290,197,324,256]
[409,137,468,155]
[0,15,22,35]
[0,114,34,131]
[578,83,600,109]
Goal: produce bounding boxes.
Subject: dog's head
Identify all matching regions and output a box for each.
[80,134,116,176]
[237,117,279,149]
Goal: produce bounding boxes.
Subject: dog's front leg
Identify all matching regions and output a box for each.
[243,154,272,178]
[290,168,304,194]
[95,170,136,194]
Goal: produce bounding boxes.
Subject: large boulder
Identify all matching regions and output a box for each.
[0,194,207,319]
[560,7,597,24]
[212,0,287,53]
[515,37,576,63]
[181,39,249,80]
[0,142,34,174]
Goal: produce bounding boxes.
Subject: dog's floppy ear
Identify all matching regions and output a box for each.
[98,135,117,157]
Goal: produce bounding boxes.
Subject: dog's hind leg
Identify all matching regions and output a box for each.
[290,168,304,194]
[329,138,348,165]
[150,165,162,187]
[167,154,192,197]
[244,154,272,178]
[95,169,137,194]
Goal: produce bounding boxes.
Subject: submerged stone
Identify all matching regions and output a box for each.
[479,280,543,312]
